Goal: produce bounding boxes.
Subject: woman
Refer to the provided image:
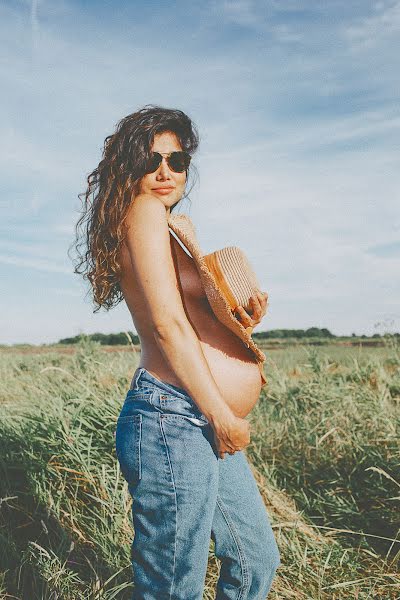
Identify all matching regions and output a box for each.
[73,105,281,599]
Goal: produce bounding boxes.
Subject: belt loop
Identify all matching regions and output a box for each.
[129,367,145,391]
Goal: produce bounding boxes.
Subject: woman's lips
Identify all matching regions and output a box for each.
[152,188,174,195]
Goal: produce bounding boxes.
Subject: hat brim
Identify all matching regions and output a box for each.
[168,213,266,364]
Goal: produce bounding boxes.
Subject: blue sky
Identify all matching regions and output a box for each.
[1,0,399,344]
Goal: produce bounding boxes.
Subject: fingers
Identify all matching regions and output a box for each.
[234,305,253,325]
[214,436,235,459]
[218,441,243,458]
[218,441,239,458]
[234,291,269,327]
[235,299,259,325]
[219,450,235,459]
[250,294,263,320]
[212,415,251,460]
[255,290,269,316]
[257,289,269,309]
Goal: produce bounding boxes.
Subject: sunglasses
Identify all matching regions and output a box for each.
[144,151,191,174]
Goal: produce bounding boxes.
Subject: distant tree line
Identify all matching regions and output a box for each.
[253,327,334,339]
[253,329,399,339]
[59,332,140,345]
[57,328,399,346]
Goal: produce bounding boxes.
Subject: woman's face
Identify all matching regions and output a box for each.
[138,131,187,213]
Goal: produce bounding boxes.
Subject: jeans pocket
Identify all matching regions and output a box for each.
[115,413,143,486]
[157,393,209,425]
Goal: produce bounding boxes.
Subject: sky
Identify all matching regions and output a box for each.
[1,0,399,344]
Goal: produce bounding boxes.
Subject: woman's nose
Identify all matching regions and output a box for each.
[157,157,172,178]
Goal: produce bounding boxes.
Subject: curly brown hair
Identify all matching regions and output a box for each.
[69,104,200,313]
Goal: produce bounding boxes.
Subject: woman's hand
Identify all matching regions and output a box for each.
[234,290,269,334]
[210,410,251,459]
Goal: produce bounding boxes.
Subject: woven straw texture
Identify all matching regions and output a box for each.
[207,247,260,312]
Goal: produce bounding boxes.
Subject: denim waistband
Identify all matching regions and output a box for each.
[130,367,192,401]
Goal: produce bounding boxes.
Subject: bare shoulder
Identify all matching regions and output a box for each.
[124,193,168,232]
[121,193,169,260]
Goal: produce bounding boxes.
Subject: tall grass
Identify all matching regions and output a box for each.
[0,336,399,599]
[250,343,400,551]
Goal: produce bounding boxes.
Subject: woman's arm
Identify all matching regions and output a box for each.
[123,193,232,425]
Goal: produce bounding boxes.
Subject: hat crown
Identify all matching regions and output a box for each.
[203,246,260,313]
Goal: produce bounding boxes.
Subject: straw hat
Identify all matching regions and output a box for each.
[167,213,267,386]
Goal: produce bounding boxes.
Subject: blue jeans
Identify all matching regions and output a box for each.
[115,367,281,599]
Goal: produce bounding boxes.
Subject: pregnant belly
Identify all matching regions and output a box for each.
[200,341,262,418]
[135,300,262,418]
[138,337,262,419]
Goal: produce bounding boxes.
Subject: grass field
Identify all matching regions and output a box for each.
[0,337,399,599]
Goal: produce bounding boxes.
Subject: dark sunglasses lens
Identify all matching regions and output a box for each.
[145,152,162,173]
[168,152,191,172]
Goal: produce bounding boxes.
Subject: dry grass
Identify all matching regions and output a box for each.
[0,336,399,599]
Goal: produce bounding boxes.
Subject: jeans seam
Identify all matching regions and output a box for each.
[137,414,142,481]
[159,414,178,599]
[216,495,250,599]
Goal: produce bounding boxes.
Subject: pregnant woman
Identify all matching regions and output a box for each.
[74,104,281,598]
